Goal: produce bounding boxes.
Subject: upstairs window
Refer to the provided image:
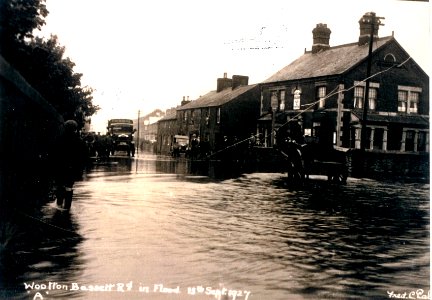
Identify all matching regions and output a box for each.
[409,92,419,114]
[398,86,421,114]
[190,110,195,124]
[354,82,378,110]
[280,90,286,111]
[354,86,364,109]
[368,88,377,110]
[398,90,408,112]
[317,86,326,108]
[217,107,221,124]
[269,89,287,111]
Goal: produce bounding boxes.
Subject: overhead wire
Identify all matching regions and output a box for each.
[275,56,412,130]
[204,55,412,158]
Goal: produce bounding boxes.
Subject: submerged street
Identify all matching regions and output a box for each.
[3,153,430,300]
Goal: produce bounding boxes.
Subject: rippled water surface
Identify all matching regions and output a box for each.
[1,154,429,300]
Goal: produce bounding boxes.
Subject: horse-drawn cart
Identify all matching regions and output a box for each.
[276,138,350,185]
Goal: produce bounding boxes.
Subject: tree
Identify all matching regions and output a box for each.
[0,0,99,128]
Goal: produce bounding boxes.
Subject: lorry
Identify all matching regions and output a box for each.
[107,119,136,157]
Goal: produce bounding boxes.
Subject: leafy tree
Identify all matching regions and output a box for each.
[0,0,99,128]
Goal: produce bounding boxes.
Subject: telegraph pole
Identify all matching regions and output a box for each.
[137,109,140,157]
[360,12,384,152]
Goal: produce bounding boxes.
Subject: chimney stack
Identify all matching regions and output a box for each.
[358,12,380,45]
[181,96,190,106]
[312,23,331,54]
[232,75,249,89]
[217,73,233,92]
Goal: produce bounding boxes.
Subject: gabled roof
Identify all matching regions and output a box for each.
[177,84,258,110]
[264,36,394,83]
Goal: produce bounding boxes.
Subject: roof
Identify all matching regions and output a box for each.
[158,110,177,121]
[264,36,394,83]
[352,110,429,126]
[177,84,258,110]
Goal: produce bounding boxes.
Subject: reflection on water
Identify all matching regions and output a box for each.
[1,153,429,300]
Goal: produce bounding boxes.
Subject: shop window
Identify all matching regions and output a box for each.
[418,131,427,152]
[373,128,384,150]
[405,130,415,151]
[366,127,372,150]
[387,126,402,151]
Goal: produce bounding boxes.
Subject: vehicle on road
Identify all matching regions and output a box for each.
[107,119,136,157]
[171,135,189,157]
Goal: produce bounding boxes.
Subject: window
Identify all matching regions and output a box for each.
[373,128,384,150]
[269,89,287,111]
[398,86,421,114]
[368,88,377,110]
[205,108,210,126]
[190,110,195,124]
[409,92,419,113]
[217,107,221,124]
[293,89,301,110]
[398,91,408,112]
[280,90,286,111]
[354,81,379,110]
[354,86,364,109]
[405,130,415,151]
[418,131,427,152]
[317,86,326,108]
[354,87,377,110]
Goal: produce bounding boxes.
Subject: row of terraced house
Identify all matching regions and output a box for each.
[154,12,429,178]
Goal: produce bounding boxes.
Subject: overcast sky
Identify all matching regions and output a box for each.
[39,0,430,133]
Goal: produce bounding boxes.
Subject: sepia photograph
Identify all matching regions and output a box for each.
[0,0,430,299]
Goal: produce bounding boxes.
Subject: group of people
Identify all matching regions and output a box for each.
[82,132,113,159]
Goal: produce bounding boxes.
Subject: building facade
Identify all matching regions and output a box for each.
[155,108,178,155]
[259,13,429,155]
[134,109,164,150]
[175,74,261,154]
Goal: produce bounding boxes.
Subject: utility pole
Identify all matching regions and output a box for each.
[360,12,384,152]
[137,109,140,157]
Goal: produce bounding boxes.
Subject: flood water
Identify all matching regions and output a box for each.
[1,153,430,300]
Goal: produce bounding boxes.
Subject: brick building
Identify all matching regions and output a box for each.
[175,73,261,153]
[259,12,429,155]
[155,108,177,155]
